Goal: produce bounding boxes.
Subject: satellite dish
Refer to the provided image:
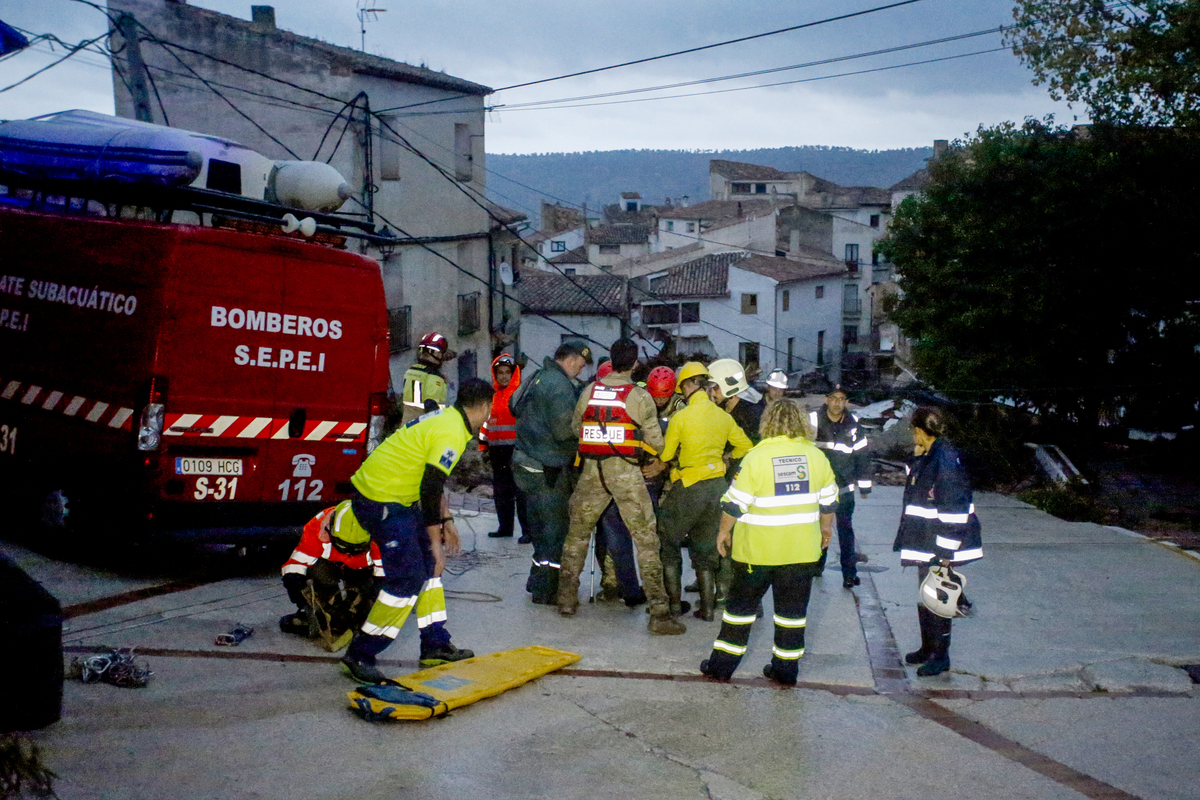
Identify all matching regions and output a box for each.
[499,261,514,286]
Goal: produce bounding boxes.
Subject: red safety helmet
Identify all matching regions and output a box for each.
[419,332,449,354]
[595,360,613,380]
[646,366,676,398]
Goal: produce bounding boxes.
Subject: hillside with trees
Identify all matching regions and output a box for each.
[486,146,932,225]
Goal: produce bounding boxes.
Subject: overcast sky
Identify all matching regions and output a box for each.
[2,0,1083,153]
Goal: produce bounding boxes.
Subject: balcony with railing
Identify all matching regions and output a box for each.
[842,298,862,318]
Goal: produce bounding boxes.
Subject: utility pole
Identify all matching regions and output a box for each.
[115,13,155,123]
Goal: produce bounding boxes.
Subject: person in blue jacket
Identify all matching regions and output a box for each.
[893,406,982,676]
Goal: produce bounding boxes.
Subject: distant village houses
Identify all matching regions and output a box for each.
[516,153,935,387]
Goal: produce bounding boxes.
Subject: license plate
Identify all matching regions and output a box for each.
[582,424,625,444]
[175,457,244,476]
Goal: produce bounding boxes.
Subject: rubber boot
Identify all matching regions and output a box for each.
[662,562,691,616]
[905,605,934,664]
[693,569,716,621]
[916,615,951,676]
[715,557,732,609]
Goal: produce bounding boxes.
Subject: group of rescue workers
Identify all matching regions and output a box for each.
[279,331,983,687]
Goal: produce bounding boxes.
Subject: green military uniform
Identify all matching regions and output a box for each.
[557,371,672,619]
[401,362,448,425]
[512,357,582,604]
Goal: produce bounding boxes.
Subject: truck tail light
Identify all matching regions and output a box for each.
[366,392,388,453]
[137,376,168,452]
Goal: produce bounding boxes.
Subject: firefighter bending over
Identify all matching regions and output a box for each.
[339,378,495,684]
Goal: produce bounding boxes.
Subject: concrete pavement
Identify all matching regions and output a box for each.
[4,485,1199,800]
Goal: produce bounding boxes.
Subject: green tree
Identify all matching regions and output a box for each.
[877,119,1200,427]
[1006,0,1200,127]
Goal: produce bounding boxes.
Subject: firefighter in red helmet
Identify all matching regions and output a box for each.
[401,332,456,425]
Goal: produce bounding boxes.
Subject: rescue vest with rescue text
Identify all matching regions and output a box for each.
[578,382,641,459]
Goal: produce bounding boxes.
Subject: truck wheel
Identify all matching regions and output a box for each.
[39,489,71,529]
[37,486,101,559]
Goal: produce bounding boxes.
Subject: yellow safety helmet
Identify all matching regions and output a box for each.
[330,500,372,556]
[707,358,748,399]
[676,361,709,391]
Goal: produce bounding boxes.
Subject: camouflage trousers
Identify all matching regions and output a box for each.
[557,458,670,616]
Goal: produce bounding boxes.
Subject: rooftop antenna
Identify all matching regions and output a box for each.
[357,0,387,52]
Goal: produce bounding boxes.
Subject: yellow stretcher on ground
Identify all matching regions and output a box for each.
[347,645,581,721]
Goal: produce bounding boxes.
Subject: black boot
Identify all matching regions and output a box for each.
[693,569,716,621]
[916,615,952,676]
[715,557,732,609]
[662,562,691,616]
[905,605,935,664]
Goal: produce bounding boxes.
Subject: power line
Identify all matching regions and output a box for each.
[0,31,108,93]
[494,46,1012,113]
[370,117,824,365]
[373,0,930,113]
[368,115,639,328]
[496,27,1007,110]
[365,111,830,363]
[344,198,612,352]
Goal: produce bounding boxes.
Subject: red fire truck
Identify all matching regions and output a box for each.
[0,207,391,541]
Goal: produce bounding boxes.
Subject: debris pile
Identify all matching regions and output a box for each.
[68,648,152,688]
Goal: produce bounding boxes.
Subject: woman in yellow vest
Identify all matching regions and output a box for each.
[699,399,839,686]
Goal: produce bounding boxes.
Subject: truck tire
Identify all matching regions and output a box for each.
[37,485,104,560]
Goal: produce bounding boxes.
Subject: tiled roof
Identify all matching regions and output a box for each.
[485,202,528,228]
[837,186,891,206]
[602,204,659,226]
[548,245,589,265]
[710,159,790,181]
[658,199,775,221]
[586,224,654,245]
[889,169,929,192]
[519,272,627,314]
[620,192,642,199]
[636,252,749,299]
[736,251,846,283]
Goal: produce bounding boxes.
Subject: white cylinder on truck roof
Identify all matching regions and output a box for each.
[270,161,352,213]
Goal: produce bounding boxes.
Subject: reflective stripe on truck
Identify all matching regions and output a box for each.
[163,413,366,441]
[2,378,134,430]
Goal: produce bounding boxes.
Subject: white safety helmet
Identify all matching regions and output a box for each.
[920,564,967,619]
[766,369,788,389]
[707,358,748,400]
